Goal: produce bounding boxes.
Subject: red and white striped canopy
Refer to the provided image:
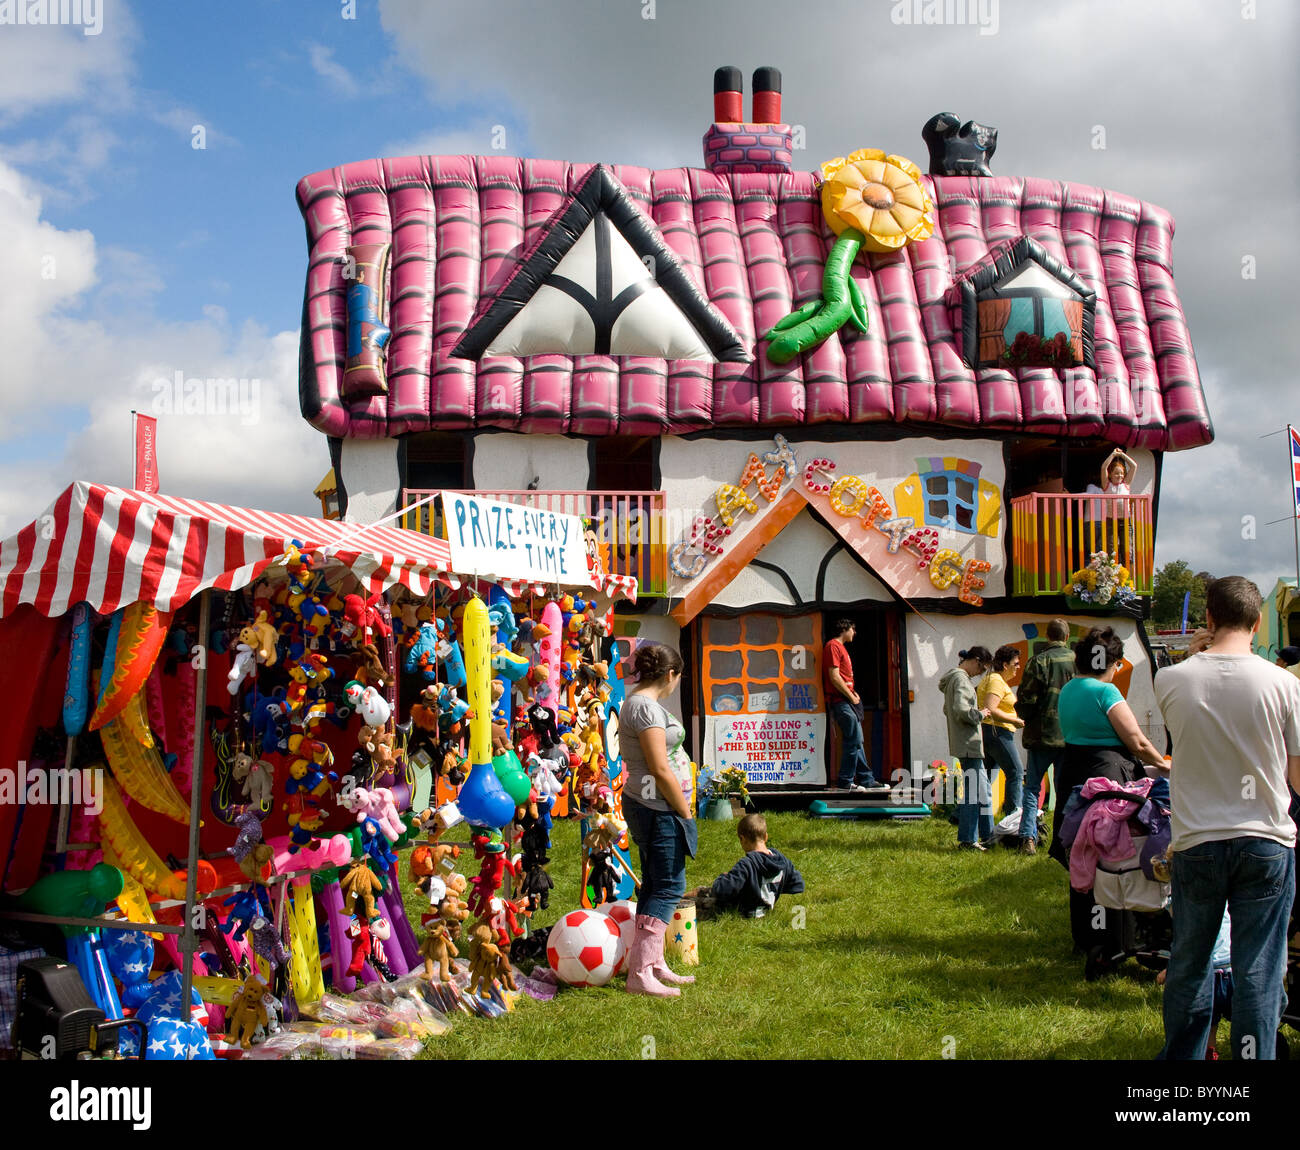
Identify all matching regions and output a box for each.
[0,483,463,618]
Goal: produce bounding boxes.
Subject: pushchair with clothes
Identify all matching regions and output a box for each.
[1057,775,1172,981]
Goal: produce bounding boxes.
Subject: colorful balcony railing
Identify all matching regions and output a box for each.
[400,488,668,597]
[1010,492,1154,598]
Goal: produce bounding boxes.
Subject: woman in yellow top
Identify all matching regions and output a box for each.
[978,645,1025,821]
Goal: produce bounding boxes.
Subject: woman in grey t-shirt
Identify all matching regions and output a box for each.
[621,643,696,997]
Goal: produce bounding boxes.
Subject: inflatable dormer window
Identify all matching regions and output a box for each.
[452,164,750,364]
[950,234,1096,371]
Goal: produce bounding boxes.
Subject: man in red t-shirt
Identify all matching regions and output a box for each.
[823,619,881,790]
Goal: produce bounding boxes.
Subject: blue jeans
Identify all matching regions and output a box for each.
[982,725,1023,815]
[829,699,877,787]
[956,756,994,844]
[1020,745,1063,843]
[623,799,687,924]
[1158,838,1295,1061]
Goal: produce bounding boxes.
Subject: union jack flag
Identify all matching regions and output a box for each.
[1291,426,1300,518]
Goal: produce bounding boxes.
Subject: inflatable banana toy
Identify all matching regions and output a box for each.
[63,602,93,737]
[91,602,170,732]
[463,597,492,767]
[119,689,155,749]
[99,714,189,823]
[98,776,206,902]
[103,842,163,936]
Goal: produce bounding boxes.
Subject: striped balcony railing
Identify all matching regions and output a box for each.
[1010,492,1155,598]
[400,488,668,597]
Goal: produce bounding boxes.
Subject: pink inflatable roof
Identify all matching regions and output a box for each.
[295,155,1212,451]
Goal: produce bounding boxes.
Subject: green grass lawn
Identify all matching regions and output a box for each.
[399,811,1175,1060]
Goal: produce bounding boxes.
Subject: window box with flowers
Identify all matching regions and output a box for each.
[1064,551,1143,617]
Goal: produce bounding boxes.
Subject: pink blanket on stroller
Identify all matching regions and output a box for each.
[1069,778,1153,893]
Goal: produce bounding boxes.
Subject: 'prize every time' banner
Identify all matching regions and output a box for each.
[443,492,593,586]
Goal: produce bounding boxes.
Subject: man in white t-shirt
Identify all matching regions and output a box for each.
[1153,576,1300,1061]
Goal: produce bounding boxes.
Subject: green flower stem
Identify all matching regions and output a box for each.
[764,227,870,364]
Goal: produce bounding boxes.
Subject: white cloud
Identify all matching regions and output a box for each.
[307,41,358,96]
[0,158,326,538]
[0,11,136,120]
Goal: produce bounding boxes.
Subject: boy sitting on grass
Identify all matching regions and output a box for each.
[688,814,805,919]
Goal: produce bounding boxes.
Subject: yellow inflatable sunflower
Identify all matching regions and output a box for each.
[764,149,934,363]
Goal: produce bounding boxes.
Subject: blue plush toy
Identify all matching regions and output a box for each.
[221,889,265,941]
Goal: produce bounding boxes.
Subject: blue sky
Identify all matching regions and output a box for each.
[1,0,1297,593]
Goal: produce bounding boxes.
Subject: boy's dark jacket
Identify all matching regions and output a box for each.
[709,848,805,917]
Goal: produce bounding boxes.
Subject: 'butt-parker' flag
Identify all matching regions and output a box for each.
[133,412,159,495]
[1290,425,1300,518]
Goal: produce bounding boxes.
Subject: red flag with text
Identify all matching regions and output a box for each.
[134,413,159,494]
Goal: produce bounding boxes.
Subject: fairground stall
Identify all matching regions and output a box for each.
[0,482,636,1058]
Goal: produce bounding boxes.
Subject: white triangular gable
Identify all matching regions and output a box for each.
[484,213,716,360]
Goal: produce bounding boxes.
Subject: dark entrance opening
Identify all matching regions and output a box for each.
[822,606,908,784]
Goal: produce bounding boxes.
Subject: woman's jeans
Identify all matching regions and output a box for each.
[956,756,994,844]
[1159,838,1295,1061]
[982,725,1023,815]
[623,799,687,924]
[1020,745,1064,843]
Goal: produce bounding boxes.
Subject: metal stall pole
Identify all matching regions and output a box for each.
[179,588,211,1055]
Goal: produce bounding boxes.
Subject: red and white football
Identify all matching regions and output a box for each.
[546,909,625,988]
[595,899,637,973]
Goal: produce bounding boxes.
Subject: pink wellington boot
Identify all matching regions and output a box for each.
[625,915,681,997]
[651,917,695,986]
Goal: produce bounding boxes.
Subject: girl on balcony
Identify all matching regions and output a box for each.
[1101,449,1137,494]
[1098,449,1138,562]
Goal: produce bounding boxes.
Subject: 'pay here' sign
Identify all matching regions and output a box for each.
[444,492,593,586]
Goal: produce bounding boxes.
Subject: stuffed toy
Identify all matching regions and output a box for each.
[433,619,467,689]
[403,622,440,682]
[360,817,399,869]
[225,973,270,1050]
[437,890,470,940]
[221,889,264,941]
[345,915,394,980]
[358,726,399,775]
[344,679,391,728]
[510,927,550,968]
[520,863,554,913]
[342,591,390,642]
[229,810,273,884]
[490,719,511,758]
[418,915,460,982]
[232,753,274,807]
[227,642,257,696]
[248,689,289,754]
[355,642,388,689]
[285,755,334,800]
[240,612,279,667]
[340,858,387,920]
[340,785,404,842]
[286,652,333,714]
[250,914,291,969]
[480,895,528,950]
[466,923,516,996]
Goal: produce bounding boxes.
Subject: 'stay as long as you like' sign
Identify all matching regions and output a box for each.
[444,493,593,585]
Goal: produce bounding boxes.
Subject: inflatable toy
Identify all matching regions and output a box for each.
[546,908,625,988]
[62,602,93,736]
[90,601,170,732]
[343,242,392,398]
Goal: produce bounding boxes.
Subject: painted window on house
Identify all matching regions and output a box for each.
[921,466,979,532]
[702,613,823,715]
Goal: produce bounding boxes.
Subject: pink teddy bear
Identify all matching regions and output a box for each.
[340,784,404,843]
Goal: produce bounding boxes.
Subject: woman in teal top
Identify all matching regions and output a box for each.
[1052,626,1168,957]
